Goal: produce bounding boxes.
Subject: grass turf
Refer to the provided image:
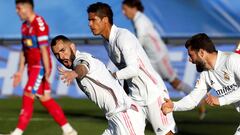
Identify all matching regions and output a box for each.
[0,97,239,135]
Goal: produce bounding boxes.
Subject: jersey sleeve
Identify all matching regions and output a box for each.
[115,31,140,80]
[218,54,240,105]
[173,73,208,111]
[73,53,90,72]
[35,16,49,47]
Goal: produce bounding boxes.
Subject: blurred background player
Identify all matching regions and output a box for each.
[235,42,240,54]
[161,33,240,135]
[87,2,176,135]
[121,0,206,119]
[11,0,77,135]
[51,35,145,135]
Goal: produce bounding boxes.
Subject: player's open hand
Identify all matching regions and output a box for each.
[58,67,78,86]
[12,71,22,88]
[205,93,219,106]
[161,98,174,115]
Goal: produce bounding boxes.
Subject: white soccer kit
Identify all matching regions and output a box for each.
[133,11,177,82]
[73,51,145,135]
[105,25,176,134]
[173,51,240,134]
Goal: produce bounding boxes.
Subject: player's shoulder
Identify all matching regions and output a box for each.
[117,27,135,39]
[75,51,93,61]
[33,15,48,26]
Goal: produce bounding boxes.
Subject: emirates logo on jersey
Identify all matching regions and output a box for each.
[223,71,230,81]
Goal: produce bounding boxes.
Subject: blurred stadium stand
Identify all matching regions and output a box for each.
[0,0,239,98]
[0,0,240,44]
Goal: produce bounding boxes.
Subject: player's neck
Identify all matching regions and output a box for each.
[27,12,36,23]
[208,51,218,70]
[101,24,112,41]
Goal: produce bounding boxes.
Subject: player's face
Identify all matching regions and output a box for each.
[52,41,75,69]
[122,4,135,20]
[188,47,207,72]
[16,3,29,21]
[88,12,105,36]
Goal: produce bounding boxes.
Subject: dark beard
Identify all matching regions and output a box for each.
[69,49,76,69]
[59,49,76,69]
[195,60,206,72]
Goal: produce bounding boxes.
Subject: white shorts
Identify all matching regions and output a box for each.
[152,55,177,82]
[235,125,240,135]
[102,107,145,135]
[142,96,176,135]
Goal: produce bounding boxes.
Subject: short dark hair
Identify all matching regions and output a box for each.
[16,0,34,9]
[51,35,72,47]
[122,0,144,12]
[185,33,217,53]
[87,2,113,25]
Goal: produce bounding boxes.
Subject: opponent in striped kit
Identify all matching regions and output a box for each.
[11,1,77,135]
[87,2,176,135]
[51,35,145,135]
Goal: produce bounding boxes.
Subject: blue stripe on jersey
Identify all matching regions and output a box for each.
[22,35,38,48]
[32,68,44,94]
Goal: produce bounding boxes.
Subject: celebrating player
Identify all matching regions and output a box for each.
[11,0,77,135]
[161,33,240,135]
[51,35,145,135]
[87,2,176,135]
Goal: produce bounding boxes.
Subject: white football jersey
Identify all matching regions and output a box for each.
[133,11,168,63]
[105,25,169,106]
[73,51,133,117]
[174,51,240,112]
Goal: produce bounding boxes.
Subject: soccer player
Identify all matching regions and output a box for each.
[51,35,145,135]
[87,2,176,135]
[121,0,206,119]
[161,33,240,135]
[235,42,240,54]
[11,0,77,135]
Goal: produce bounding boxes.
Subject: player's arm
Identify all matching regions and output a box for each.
[218,54,240,106]
[40,46,51,80]
[173,73,208,111]
[13,49,26,87]
[114,32,139,80]
[58,64,88,86]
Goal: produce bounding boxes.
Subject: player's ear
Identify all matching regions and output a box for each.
[199,49,205,57]
[102,16,109,24]
[70,43,76,52]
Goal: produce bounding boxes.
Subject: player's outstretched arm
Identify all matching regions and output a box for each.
[58,67,78,86]
[205,93,219,106]
[161,98,174,115]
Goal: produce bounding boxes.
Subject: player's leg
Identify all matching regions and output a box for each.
[10,92,35,135]
[105,105,145,135]
[146,96,176,135]
[10,68,41,135]
[155,55,192,94]
[38,79,77,135]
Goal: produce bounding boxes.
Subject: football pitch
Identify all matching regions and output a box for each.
[0,97,239,135]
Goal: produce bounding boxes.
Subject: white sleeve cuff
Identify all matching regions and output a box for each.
[218,97,227,106]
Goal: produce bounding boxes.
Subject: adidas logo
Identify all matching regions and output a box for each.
[156,128,162,132]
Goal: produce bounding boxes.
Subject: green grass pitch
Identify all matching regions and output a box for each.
[0,97,239,135]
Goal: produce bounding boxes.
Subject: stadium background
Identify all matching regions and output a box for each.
[0,0,240,135]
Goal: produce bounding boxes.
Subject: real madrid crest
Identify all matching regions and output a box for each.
[223,71,230,81]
